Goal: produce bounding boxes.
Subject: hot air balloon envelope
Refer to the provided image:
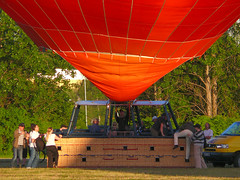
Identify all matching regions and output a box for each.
[0,0,239,101]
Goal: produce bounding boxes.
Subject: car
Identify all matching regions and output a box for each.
[203,121,240,167]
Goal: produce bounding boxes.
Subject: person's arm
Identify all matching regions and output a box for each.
[205,136,211,139]
[204,130,213,139]
[13,129,20,138]
[160,123,165,136]
[193,131,204,141]
[55,134,62,140]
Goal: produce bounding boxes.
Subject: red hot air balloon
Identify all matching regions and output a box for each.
[0,0,239,102]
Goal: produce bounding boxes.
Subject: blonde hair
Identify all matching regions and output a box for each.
[46,127,53,142]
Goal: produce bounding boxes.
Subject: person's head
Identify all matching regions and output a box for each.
[47,127,53,134]
[113,122,117,127]
[31,123,36,131]
[205,122,210,130]
[18,123,25,131]
[152,116,158,122]
[119,109,125,118]
[194,124,201,131]
[31,124,39,132]
[60,125,68,130]
[112,122,118,130]
[92,118,99,125]
[46,127,53,142]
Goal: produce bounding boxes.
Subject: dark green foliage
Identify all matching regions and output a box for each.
[0,11,75,154]
[192,115,238,136]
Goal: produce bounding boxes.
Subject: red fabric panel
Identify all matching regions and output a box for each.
[110,37,127,54]
[46,30,71,51]
[79,0,107,35]
[53,0,90,33]
[104,0,132,37]
[93,35,111,53]
[126,39,145,55]
[141,41,164,57]
[128,0,165,39]
[76,33,96,52]
[17,0,57,29]
[34,28,60,51]
[61,31,84,52]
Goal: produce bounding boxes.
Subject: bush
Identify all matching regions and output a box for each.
[192,115,239,136]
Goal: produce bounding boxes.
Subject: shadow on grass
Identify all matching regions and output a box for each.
[0,159,47,168]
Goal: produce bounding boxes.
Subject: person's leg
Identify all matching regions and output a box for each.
[174,132,180,145]
[174,130,189,147]
[11,147,18,167]
[32,149,39,168]
[194,144,201,168]
[53,146,59,167]
[22,148,27,166]
[27,147,35,168]
[185,132,193,160]
[18,146,23,167]
[46,146,54,168]
[200,145,207,168]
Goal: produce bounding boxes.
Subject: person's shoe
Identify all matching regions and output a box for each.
[185,159,190,162]
[173,145,178,149]
[26,167,31,169]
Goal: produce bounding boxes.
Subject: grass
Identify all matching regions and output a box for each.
[0,168,240,180]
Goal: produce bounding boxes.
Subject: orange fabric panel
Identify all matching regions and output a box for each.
[57,52,189,101]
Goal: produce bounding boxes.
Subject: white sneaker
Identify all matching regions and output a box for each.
[26,167,31,169]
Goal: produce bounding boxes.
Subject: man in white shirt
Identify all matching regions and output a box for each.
[203,122,213,143]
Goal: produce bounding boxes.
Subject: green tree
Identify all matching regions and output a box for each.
[0,10,75,154]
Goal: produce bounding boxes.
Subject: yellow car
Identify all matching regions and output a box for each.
[203,122,240,167]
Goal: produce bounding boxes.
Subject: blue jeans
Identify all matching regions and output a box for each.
[26,147,39,168]
[11,146,23,167]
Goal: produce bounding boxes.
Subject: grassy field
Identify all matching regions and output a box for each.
[1,168,240,179]
[1,159,240,179]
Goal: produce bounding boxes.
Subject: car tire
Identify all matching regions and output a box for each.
[234,153,240,167]
[213,162,225,167]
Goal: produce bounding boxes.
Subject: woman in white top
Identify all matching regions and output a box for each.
[44,127,61,168]
[26,124,40,169]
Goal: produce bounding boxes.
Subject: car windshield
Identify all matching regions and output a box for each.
[221,122,240,136]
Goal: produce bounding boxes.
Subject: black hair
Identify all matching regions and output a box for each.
[61,125,68,128]
[31,123,36,131]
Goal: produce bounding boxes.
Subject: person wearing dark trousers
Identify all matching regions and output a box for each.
[192,124,207,168]
[45,127,61,168]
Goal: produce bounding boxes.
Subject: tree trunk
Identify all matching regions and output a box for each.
[212,77,218,117]
[205,65,212,117]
